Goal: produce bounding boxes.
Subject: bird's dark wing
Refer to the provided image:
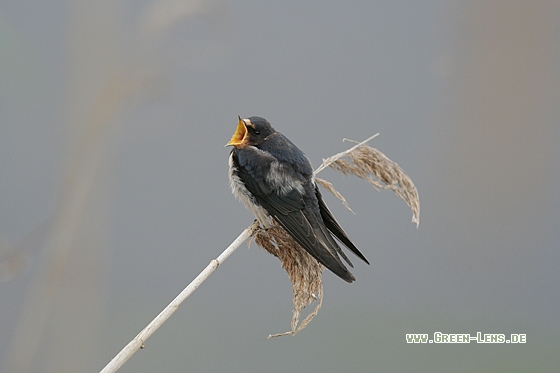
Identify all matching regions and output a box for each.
[315,185,370,265]
[232,148,355,282]
[265,195,356,283]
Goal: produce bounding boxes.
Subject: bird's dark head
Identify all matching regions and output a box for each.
[226,116,276,149]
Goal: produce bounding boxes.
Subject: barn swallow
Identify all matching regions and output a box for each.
[226,116,369,282]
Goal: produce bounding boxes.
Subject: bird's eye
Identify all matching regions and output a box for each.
[254,130,260,135]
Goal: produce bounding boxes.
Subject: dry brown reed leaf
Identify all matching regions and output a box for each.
[252,222,324,338]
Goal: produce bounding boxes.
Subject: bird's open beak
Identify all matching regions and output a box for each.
[225,116,248,147]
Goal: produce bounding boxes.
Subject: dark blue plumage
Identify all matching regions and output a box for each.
[227,116,369,282]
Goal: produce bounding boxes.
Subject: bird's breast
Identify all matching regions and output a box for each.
[228,152,273,227]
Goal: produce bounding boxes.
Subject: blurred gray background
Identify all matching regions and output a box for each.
[1,1,559,372]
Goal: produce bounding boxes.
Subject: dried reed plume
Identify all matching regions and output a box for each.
[253,222,324,338]
[316,134,420,226]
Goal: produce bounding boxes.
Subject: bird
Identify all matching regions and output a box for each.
[226,116,370,282]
